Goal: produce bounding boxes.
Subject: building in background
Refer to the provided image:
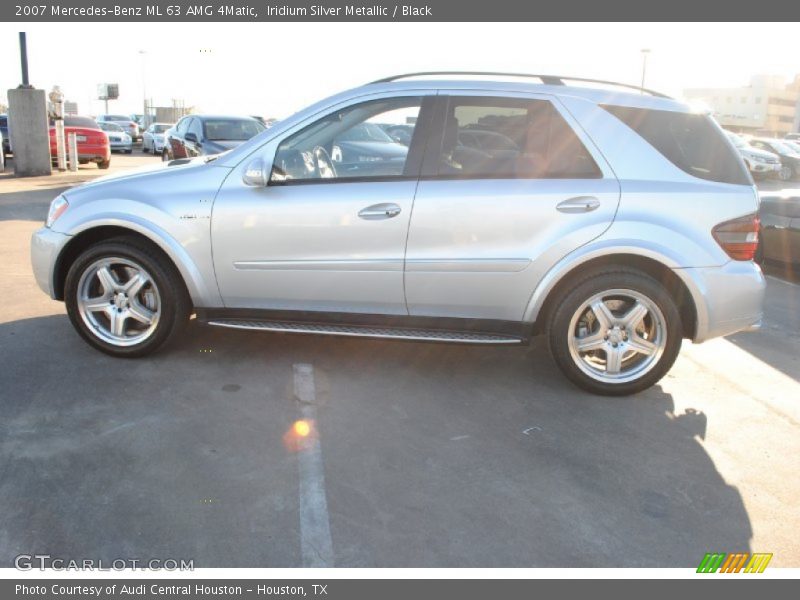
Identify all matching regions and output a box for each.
[684,74,800,137]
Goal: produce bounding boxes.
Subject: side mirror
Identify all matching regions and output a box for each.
[243,157,269,187]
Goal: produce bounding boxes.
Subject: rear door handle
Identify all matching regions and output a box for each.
[556,196,600,213]
[358,203,402,220]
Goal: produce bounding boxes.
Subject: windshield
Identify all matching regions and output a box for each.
[203,119,264,141]
[100,122,124,132]
[106,115,130,121]
[337,122,395,143]
[58,116,100,129]
[151,124,170,133]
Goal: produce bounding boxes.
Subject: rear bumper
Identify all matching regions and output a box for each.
[679,260,765,343]
[31,227,72,299]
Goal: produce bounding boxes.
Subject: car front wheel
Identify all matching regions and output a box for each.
[64,238,190,357]
[547,267,682,396]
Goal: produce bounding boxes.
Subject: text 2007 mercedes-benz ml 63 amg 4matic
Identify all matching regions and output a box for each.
[31,73,765,395]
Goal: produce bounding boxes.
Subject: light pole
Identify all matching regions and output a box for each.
[640,48,651,93]
[139,50,148,126]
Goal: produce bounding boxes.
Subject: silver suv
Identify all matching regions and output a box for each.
[31,73,765,395]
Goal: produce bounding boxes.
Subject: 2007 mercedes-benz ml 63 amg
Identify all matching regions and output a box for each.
[31,73,765,395]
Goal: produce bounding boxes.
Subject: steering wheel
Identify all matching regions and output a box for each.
[312,146,337,179]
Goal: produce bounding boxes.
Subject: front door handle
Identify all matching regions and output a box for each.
[556,196,600,213]
[358,203,402,220]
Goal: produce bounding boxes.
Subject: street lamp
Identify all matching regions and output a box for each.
[640,48,651,93]
[139,49,148,127]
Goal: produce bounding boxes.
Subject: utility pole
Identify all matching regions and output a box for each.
[640,48,651,93]
[19,32,31,88]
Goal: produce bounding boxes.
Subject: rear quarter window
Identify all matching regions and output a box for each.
[601,104,751,185]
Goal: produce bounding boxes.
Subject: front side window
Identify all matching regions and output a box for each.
[271,97,422,183]
[435,97,601,179]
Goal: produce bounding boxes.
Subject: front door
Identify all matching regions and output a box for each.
[211,94,433,315]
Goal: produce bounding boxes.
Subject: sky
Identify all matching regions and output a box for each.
[2,22,799,119]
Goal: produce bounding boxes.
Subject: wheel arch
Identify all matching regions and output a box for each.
[529,252,699,340]
[53,222,208,306]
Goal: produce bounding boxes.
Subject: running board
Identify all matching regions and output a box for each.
[207,319,524,345]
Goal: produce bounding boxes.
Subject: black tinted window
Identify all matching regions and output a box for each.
[601,105,750,185]
[437,97,601,179]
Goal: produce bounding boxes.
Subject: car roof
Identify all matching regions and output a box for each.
[357,77,690,113]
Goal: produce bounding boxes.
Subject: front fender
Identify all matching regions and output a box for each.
[57,212,222,307]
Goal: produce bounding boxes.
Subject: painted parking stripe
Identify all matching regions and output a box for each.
[292,363,334,568]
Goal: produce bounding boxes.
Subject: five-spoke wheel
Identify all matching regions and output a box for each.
[548,268,682,395]
[65,237,190,357]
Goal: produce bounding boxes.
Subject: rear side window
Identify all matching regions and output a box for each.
[601,105,750,185]
[436,97,602,179]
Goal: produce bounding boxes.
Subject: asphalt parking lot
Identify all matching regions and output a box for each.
[1,153,799,568]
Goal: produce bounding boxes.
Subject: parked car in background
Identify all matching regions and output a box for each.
[783,140,800,155]
[142,122,172,154]
[758,192,800,266]
[725,131,781,180]
[97,114,140,141]
[49,116,110,169]
[98,122,133,153]
[329,122,409,176]
[31,73,764,396]
[749,138,800,181]
[0,113,11,156]
[378,123,415,145]
[162,115,265,161]
[784,132,800,142]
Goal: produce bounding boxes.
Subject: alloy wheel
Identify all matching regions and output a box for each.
[567,288,667,384]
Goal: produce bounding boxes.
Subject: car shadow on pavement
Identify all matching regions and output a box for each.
[0,186,70,222]
[0,315,753,567]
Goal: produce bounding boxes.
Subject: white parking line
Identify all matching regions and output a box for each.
[292,363,334,568]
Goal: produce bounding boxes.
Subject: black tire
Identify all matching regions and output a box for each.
[64,237,191,358]
[125,149,133,154]
[546,267,683,396]
[98,159,110,169]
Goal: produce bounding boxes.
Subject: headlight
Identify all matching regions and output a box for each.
[123,134,131,142]
[46,195,69,228]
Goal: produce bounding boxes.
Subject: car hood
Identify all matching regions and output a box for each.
[336,141,408,159]
[203,139,248,151]
[742,147,778,160]
[64,156,217,195]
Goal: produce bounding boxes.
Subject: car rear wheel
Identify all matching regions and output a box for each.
[547,267,682,396]
[779,165,794,181]
[98,159,110,169]
[64,238,190,357]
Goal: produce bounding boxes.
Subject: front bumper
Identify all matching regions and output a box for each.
[31,227,72,299]
[109,141,133,151]
[680,260,766,343]
[749,161,781,173]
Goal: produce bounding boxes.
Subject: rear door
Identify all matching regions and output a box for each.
[404,93,620,321]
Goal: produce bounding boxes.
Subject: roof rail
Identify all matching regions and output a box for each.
[369,71,671,99]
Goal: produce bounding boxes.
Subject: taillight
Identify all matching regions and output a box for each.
[712,213,760,261]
